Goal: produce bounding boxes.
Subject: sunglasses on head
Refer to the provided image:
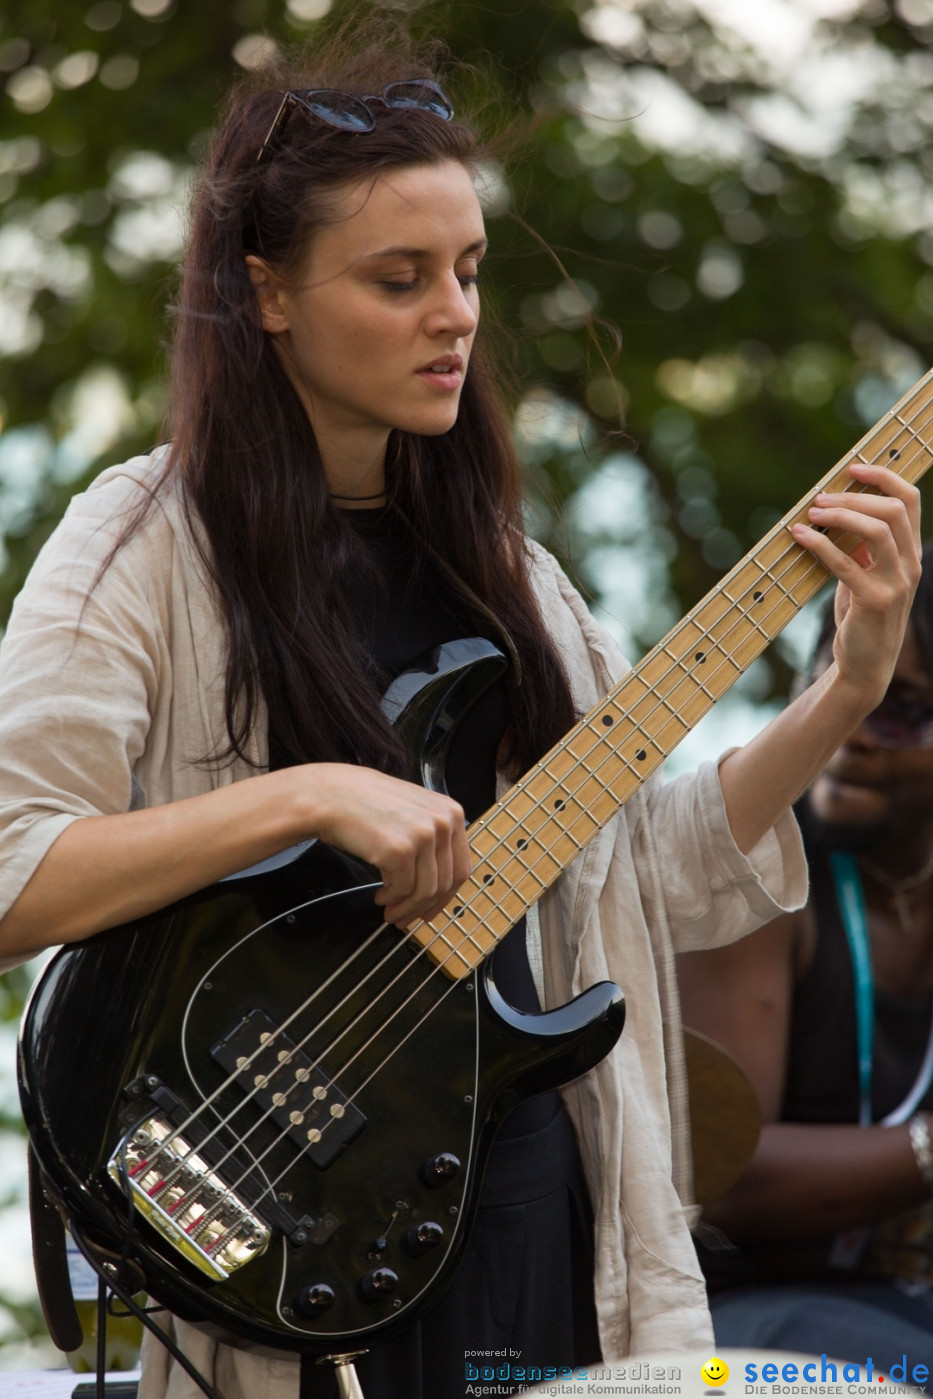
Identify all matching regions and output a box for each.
[256,80,454,164]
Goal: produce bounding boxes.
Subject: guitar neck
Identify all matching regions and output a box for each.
[413,366,933,978]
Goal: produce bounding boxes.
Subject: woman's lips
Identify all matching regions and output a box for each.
[417,355,464,390]
[417,367,463,390]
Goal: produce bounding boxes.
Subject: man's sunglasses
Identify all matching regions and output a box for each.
[256,80,454,164]
[859,684,933,749]
[801,665,933,749]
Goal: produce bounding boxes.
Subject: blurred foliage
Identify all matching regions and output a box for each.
[3,0,933,1357]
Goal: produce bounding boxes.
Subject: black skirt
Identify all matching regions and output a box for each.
[301,1103,600,1398]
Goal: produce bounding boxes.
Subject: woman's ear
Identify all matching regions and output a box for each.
[245,255,290,335]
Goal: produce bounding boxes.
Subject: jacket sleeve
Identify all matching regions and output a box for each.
[0,469,171,930]
[631,756,806,952]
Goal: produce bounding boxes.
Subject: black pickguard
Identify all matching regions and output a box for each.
[18,639,625,1355]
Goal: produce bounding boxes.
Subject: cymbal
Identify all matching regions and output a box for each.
[683,1027,762,1207]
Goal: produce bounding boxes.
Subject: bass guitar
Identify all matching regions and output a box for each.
[18,367,933,1358]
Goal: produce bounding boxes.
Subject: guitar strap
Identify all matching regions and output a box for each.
[26,1167,224,1399]
[27,1147,83,1354]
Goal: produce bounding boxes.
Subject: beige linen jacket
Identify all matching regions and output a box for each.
[0,454,806,1394]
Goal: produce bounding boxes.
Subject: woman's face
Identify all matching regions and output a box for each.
[249,160,486,481]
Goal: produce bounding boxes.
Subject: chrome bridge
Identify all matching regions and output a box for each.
[108,1114,270,1280]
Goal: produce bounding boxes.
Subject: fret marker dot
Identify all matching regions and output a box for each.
[889,448,900,459]
[453,905,464,916]
[482,874,494,884]
[517,838,528,850]
[694,651,705,663]
[635,749,647,762]
[753,591,764,602]
[554,798,565,810]
[602,714,613,726]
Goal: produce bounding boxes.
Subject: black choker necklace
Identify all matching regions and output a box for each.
[329,491,386,502]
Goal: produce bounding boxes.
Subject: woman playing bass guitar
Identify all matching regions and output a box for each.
[0,17,922,1399]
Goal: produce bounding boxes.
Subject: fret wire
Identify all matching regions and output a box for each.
[427,544,827,967]
[453,539,830,919]
[470,546,813,881]
[534,541,814,811]
[422,545,842,966]
[893,412,933,452]
[428,388,933,973]
[419,375,933,967]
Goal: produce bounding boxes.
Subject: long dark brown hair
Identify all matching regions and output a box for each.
[155,19,576,777]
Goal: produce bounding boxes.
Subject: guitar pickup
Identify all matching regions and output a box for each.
[211,1009,366,1170]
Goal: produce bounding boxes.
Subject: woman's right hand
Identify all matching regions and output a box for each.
[0,762,471,959]
[296,763,471,927]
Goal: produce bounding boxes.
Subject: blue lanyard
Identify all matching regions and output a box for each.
[829,851,875,1127]
[829,849,933,1128]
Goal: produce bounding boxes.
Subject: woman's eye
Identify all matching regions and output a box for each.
[458,272,480,288]
[380,280,418,294]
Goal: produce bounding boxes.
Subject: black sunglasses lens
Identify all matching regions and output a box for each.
[383,81,453,119]
[301,90,374,131]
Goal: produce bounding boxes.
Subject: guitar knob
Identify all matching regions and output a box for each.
[402,1221,444,1256]
[294,1282,335,1317]
[358,1266,398,1303]
[421,1152,460,1187]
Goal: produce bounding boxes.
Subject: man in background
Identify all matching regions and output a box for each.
[679,544,933,1367]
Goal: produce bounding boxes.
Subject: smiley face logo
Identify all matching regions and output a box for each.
[701,1357,729,1388]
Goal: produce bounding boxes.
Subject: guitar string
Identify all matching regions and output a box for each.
[420,405,933,961]
[132,916,401,1191]
[158,402,928,1191]
[135,397,933,1248]
[139,415,933,1242]
[141,472,916,1246]
[401,440,929,979]
[232,409,933,1212]
[146,929,459,1222]
[240,471,933,1222]
[155,471,908,1238]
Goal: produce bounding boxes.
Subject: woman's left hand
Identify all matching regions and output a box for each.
[720,462,920,855]
[791,461,921,712]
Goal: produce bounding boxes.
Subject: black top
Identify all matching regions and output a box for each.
[270,506,558,1138]
[281,511,596,1399]
[782,829,933,1126]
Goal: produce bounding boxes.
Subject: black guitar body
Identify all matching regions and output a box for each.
[18,640,625,1355]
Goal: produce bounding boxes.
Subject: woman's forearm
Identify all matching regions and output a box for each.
[719,666,867,853]
[0,763,471,959]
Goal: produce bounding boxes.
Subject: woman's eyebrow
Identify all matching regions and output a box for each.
[362,238,488,261]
